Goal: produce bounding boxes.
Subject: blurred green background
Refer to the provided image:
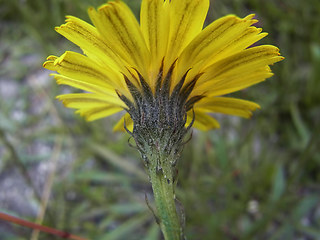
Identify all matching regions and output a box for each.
[0,0,319,239]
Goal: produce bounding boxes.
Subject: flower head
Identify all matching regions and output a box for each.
[44,0,283,133]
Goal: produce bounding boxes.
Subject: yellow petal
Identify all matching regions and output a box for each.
[140,0,169,63]
[55,16,125,72]
[178,15,264,72]
[193,66,274,97]
[53,74,115,95]
[192,45,284,96]
[76,106,124,122]
[166,0,209,67]
[113,113,134,132]
[57,93,126,109]
[195,97,260,118]
[88,1,149,75]
[43,51,123,90]
[43,55,58,71]
[140,0,169,88]
[186,110,220,131]
[202,45,283,80]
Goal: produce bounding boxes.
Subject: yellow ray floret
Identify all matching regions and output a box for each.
[44,51,117,88]
[88,1,150,76]
[176,14,267,78]
[195,97,260,118]
[166,0,209,66]
[186,110,220,131]
[53,74,115,96]
[113,113,134,132]
[56,93,126,109]
[76,106,124,122]
[55,16,124,72]
[57,93,125,121]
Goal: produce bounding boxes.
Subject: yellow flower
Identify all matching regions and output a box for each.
[43,0,283,131]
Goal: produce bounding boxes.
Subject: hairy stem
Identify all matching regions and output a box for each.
[147,152,183,240]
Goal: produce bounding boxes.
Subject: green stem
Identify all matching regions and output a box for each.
[147,153,182,240]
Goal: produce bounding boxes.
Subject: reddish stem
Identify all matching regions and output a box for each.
[0,212,89,240]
